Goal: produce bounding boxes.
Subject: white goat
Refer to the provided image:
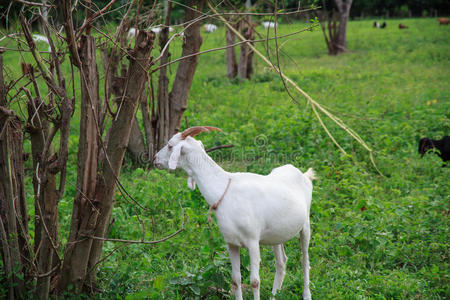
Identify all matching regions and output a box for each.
[127,26,173,40]
[155,126,315,300]
[127,28,137,40]
[32,34,51,52]
[203,23,218,33]
[262,21,277,29]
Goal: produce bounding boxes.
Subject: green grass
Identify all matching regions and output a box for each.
[2,18,450,299]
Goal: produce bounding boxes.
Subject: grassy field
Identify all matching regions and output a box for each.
[3,17,450,299]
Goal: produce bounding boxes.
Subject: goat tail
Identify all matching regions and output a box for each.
[304,168,317,181]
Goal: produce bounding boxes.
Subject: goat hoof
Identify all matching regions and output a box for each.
[303,289,311,300]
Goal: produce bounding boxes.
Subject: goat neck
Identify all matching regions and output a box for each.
[182,150,230,207]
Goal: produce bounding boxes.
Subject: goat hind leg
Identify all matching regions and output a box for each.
[300,223,311,300]
[227,244,243,300]
[247,241,261,300]
[271,243,287,296]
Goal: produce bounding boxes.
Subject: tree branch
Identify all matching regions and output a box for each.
[14,0,53,7]
[75,0,118,40]
[206,144,234,153]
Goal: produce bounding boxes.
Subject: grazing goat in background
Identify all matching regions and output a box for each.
[373,21,380,28]
[127,26,173,40]
[155,126,315,300]
[399,23,408,29]
[262,21,277,29]
[418,136,450,162]
[380,21,387,28]
[203,24,218,33]
[438,18,450,25]
[32,34,51,52]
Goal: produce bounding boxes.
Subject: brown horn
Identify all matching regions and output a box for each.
[181,126,222,139]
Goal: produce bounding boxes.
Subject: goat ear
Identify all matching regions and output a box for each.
[187,176,196,190]
[168,143,182,170]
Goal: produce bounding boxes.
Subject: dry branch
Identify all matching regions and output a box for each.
[14,0,53,7]
[206,144,234,153]
[76,0,118,40]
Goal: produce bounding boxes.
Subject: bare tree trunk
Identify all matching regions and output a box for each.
[168,0,205,136]
[0,53,28,299]
[319,0,353,55]
[238,0,255,79]
[39,0,48,33]
[20,9,74,298]
[140,92,153,163]
[155,5,171,151]
[58,34,100,293]
[86,30,155,289]
[26,95,59,300]
[153,16,171,153]
[334,0,352,54]
[0,117,27,300]
[238,19,255,79]
[128,0,205,161]
[226,23,238,79]
[128,117,146,163]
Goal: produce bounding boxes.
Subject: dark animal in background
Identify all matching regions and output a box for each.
[438,18,450,25]
[373,21,380,28]
[399,23,408,29]
[418,136,450,162]
[380,22,387,28]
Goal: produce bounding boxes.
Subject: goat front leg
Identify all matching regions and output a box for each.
[300,223,311,300]
[227,244,243,300]
[248,241,261,300]
[271,244,288,297]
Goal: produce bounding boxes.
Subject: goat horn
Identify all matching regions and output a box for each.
[181,126,222,139]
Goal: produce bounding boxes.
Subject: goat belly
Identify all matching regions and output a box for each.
[259,226,303,245]
[259,205,308,245]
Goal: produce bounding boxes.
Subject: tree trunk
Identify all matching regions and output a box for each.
[334,0,352,54]
[0,53,29,298]
[58,34,100,293]
[58,31,155,293]
[140,91,153,163]
[238,20,255,79]
[87,30,155,289]
[26,96,59,300]
[128,116,146,163]
[226,23,238,79]
[168,0,205,136]
[155,4,172,151]
[126,0,205,162]
[0,115,28,300]
[319,0,353,55]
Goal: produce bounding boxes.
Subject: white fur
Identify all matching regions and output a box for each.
[128,26,173,40]
[127,28,137,40]
[155,133,314,300]
[203,23,218,33]
[32,34,50,52]
[262,21,277,29]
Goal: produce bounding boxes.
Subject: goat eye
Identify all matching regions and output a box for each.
[168,145,173,150]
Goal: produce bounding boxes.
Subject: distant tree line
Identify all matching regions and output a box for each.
[244,0,449,19]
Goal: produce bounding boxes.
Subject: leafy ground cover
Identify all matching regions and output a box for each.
[3,18,449,299]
